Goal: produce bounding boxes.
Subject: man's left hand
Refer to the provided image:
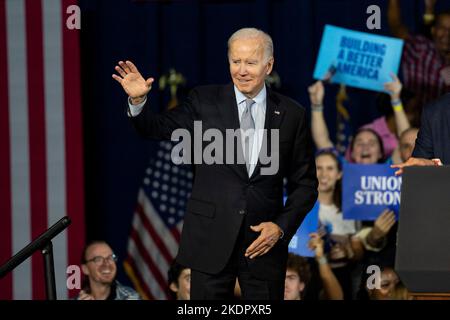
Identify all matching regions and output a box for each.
[245,222,283,259]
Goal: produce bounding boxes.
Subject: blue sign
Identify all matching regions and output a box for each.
[313,25,404,92]
[342,163,401,220]
[288,200,320,257]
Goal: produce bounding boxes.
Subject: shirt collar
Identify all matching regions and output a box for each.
[234,84,267,106]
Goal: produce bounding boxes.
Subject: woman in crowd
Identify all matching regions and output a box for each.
[307,79,401,298]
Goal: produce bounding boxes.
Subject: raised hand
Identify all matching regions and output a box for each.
[112,60,154,104]
[383,73,402,100]
[245,222,283,259]
[308,232,324,258]
[372,209,396,241]
[308,80,325,106]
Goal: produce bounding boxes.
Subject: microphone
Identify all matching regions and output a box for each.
[0,216,71,278]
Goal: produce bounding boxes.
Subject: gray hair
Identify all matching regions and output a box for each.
[227,28,274,63]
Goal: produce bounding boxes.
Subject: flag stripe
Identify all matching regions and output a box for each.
[130,231,169,299]
[0,0,13,300]
[136,204,173,265]
[127,242,156,300]
[176,222,183,235]
[127,238,168,300]
[138,190,179,255]
[123,260,152,300]
[25,0,48,300]
[62,0,85,297]
[7,0,32,300]
[132,213,170,281]
[0,0,84,299]
[42,0,68,300]
[171,228,181,243]
[124,255,153,299]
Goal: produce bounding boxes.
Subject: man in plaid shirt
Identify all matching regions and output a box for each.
[388,0,450,107]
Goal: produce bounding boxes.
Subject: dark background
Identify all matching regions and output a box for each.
[78,0,449,284]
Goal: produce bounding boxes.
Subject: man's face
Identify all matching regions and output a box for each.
[229,38,273,98]
[370,268,400,300]
[171,268,191,300]
[316,154,342,194]
[82,243,117,286]
[284,269,305,300]
[399,129,418,162]
[432,14,450,58]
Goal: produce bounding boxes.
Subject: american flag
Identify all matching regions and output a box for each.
[335,84,353,156]
[124,141,193,300]
[0,0,85,299]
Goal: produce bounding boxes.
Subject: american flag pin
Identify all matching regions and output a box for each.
[274,110,280,115]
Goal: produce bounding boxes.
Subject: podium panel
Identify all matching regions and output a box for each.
[395,166,450,293]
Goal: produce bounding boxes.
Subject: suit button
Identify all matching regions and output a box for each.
[238,209,246,215]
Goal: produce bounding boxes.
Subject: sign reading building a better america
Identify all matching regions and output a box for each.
[342,164,401,220]
[313,25,404,92]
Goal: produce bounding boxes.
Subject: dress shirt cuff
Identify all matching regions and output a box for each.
[127,96,147,117]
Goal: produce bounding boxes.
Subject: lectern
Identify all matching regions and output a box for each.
[395,166,450,300]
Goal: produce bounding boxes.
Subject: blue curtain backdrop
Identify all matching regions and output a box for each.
[79,0,448,283]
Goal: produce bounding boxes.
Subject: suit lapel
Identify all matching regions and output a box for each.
[217,83,240,131]
[250,88,285,180]
[217,84,248,180]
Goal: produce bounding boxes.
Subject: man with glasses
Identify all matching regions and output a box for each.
[77,241,140,300]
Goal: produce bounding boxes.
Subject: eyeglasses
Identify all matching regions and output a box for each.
[85,254,118,265]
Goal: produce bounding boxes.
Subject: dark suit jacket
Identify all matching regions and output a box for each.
[413,93,450,165]
[130,84,318,280]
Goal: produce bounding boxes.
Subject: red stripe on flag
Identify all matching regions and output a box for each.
[131,231,169,299]
[136,204,173,265]
[0,0,13,300]
[62,0,85,298]
[170,228,180,243]
[125,255,154,300]
[25,0,47,300]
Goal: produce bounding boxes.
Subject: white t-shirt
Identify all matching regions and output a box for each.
[319,203,356,235]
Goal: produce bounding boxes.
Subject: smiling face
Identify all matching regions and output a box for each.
[81,243,117,286]
[228,37,273,98]
[369,268,400,300]
[316,154,342,194]
[351,130,383,164]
